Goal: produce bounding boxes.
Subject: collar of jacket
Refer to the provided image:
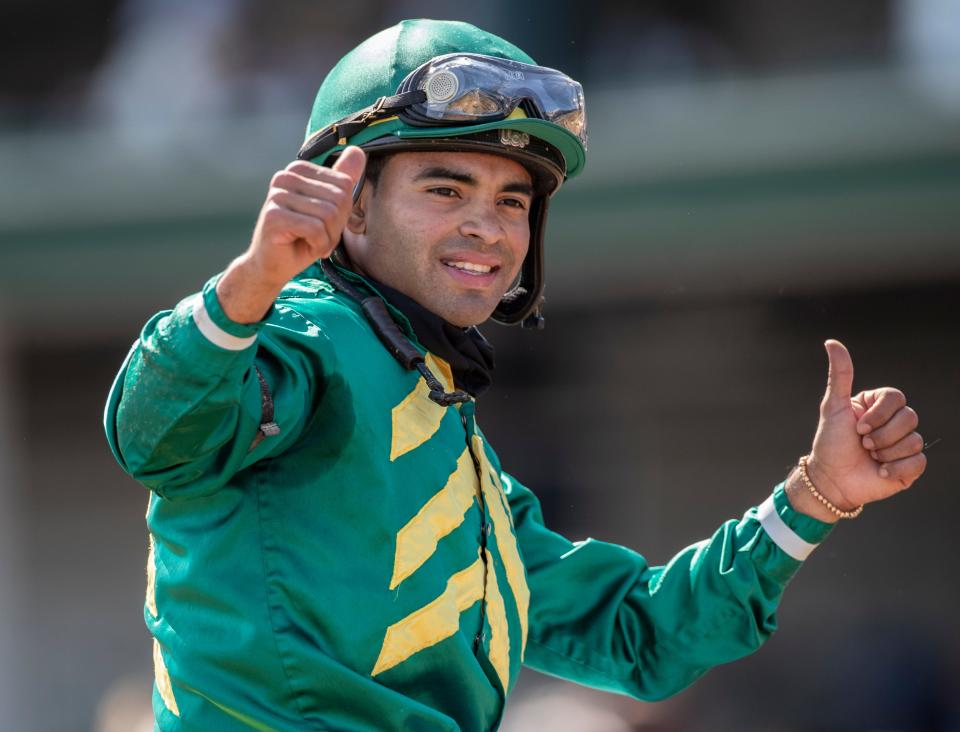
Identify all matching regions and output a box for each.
[299,260,419,341]
[301,260,496,398]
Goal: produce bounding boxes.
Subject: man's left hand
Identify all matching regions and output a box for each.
[789,339,926,522]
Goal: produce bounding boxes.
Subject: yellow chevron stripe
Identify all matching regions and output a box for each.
[372,554,485,677]
[390,353,455,461]
[489,471,516,530]
[472,434,530,658]
[429,353,454,392]
[146,535,158,617]
[153,639,180,717]
[390,448,479,589]
[483,548,511,692]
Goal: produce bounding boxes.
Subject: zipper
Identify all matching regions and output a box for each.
[462,409,490,655]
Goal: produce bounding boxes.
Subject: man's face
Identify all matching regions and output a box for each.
[342,150,534,327]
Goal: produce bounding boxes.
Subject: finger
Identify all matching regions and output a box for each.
[821,339,854,411]
[279,192,352,252]
[272,190,346,222]
[850,392,868,421]
[263,205,335,255]
[278,160,360,195]
[878,452,927,488]
[871,431,923,462]
[331,146,367,188]
[271,171,353,200]
[855,387,906,435]
[272,170,355,199]
[862,406,919,450]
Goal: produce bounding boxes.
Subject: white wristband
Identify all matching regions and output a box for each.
[757,494,818,561]
[191,295,257,351]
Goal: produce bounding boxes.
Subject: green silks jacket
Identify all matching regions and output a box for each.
[104,264,833,732]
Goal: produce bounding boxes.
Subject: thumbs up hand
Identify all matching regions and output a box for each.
[216,147,368,324]
[246,146,368,289]
[794,340,926,521]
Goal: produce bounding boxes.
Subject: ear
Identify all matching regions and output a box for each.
[345,181,370,236]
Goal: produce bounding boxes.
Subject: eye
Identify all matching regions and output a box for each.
[428,186,459,198]
[500,197,528,210]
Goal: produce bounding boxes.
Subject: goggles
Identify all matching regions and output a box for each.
[397,53,587,148]
[298,53,587,162]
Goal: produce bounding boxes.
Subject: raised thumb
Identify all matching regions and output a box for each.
[823,339,854,407]
[332,145,367,188]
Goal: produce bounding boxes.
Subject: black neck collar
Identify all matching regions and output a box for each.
[365,277,496,398]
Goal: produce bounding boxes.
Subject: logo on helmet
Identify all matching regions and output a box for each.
[499,129,530,149]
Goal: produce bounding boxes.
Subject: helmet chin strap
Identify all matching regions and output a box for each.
[492,193,549,328]
[522,307,545,330]
[319,257,472,407]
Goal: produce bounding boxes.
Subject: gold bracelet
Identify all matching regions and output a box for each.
[798,455,864,519]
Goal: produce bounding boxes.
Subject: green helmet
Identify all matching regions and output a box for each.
[300,19,588,328]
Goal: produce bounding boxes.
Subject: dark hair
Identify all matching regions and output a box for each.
[362,153,389,188]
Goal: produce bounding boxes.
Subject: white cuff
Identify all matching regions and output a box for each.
[757,494,818,561]
[191,295,257,351]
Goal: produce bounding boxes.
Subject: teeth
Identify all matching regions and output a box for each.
[446,261,493,274]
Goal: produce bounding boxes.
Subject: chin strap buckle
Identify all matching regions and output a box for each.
[520,300,545,330]
[357,95,388,124]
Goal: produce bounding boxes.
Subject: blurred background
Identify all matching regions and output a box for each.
[1,1,959,730]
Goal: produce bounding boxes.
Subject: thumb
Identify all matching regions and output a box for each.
[332,145,367,188]
[822,339,854,409]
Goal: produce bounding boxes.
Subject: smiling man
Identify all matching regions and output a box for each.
[104,19,926,732]
[348,154,534,326]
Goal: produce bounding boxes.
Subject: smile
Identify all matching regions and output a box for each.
[441,260,500,276]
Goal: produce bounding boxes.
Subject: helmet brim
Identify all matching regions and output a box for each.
[310,116,586,181]
[356,130,566,197]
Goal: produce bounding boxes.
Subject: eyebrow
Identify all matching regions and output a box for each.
[412,166,534,197]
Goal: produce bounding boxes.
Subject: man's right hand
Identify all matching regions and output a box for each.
[216,146,367,324]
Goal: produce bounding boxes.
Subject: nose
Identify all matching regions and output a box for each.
[458,200,505,246]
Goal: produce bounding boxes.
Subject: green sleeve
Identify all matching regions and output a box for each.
[504,473,834,700]
[103,274,333,499]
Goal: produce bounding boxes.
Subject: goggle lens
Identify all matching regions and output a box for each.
[445,89,503,118]
[401,53,588,148]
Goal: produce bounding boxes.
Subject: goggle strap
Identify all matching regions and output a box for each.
[298,90,427,161]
